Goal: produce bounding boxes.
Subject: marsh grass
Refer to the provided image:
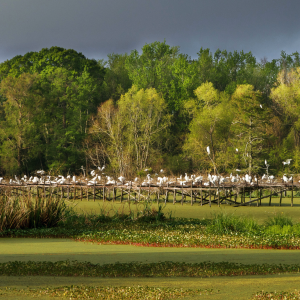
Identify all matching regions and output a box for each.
[264,214,294,227]
[0,194,67,231]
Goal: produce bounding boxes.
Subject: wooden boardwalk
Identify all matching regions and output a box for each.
[0,180,299,207]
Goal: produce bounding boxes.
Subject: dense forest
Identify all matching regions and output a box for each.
[0,41,299,177]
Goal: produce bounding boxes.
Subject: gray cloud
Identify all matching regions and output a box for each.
[0,0,299,63]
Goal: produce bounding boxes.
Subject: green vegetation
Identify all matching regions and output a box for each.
[0,43,300,176]
[0,285,214,300]
[0,195,67,231]
[253,290,300,299]
[1,260,300,278]
[2,198,300,299]
[3,199,300,250]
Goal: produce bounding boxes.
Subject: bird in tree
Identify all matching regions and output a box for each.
[282,159,292,165]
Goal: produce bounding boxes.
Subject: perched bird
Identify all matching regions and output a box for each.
[118,176,126,184]
[283,159,292,166]
[206,146,210,155]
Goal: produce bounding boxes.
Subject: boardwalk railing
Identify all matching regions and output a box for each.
[1,180,299,207]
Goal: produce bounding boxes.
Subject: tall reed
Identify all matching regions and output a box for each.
[0,193,67,231]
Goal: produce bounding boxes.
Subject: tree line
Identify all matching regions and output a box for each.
[0,42,299,176]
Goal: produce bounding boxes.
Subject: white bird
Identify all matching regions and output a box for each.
[236,148,238,152]
[98,165,105,172]
[283,159,292,165]
[90,170,96,176]
[160,169,164,173]
[177,175,183,181]
[260,104,263,108]
[118,176,126,183]
[206,146,210,155]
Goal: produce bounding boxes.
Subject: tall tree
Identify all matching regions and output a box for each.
[0,73,43,173]
[231,84,270,175]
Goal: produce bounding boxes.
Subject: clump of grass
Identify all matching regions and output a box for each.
[264,214,293,228]
[0,194,68,231]
[207,211,259,235]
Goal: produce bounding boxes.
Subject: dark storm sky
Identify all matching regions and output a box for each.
[0,0,299,63]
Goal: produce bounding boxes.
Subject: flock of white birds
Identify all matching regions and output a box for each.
[0,159,296,186]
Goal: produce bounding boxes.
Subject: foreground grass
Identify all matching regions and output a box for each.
[1,274,300,300]
[0,285,214,300]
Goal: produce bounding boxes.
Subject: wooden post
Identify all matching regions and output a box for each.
[217,180,220,207]
[269,189,272,206]
[279,188,283,206]
[128,182,131,202]
[87,186,89,201]
[165,183,169,204]
[148,183,150,202]
[173,188,176,205]
[138,185,141,202]
[258,188,262,207]
[181,185,184,205]
[209,182,211,207]
[67,185,70,200]
[120,188,123,203]
[80,183,83,201]
[291,179,294,207]
[200,188,203,206]
[93,184,96,202]
[103,186,105,202]
[234,189,237,204]
[191,182,193,206]
[249,186,251,206]
[157,187,160,205]
[113,186,116,202]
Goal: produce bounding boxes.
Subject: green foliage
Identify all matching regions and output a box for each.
[0,43,299,176]
[207,212,259,235]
